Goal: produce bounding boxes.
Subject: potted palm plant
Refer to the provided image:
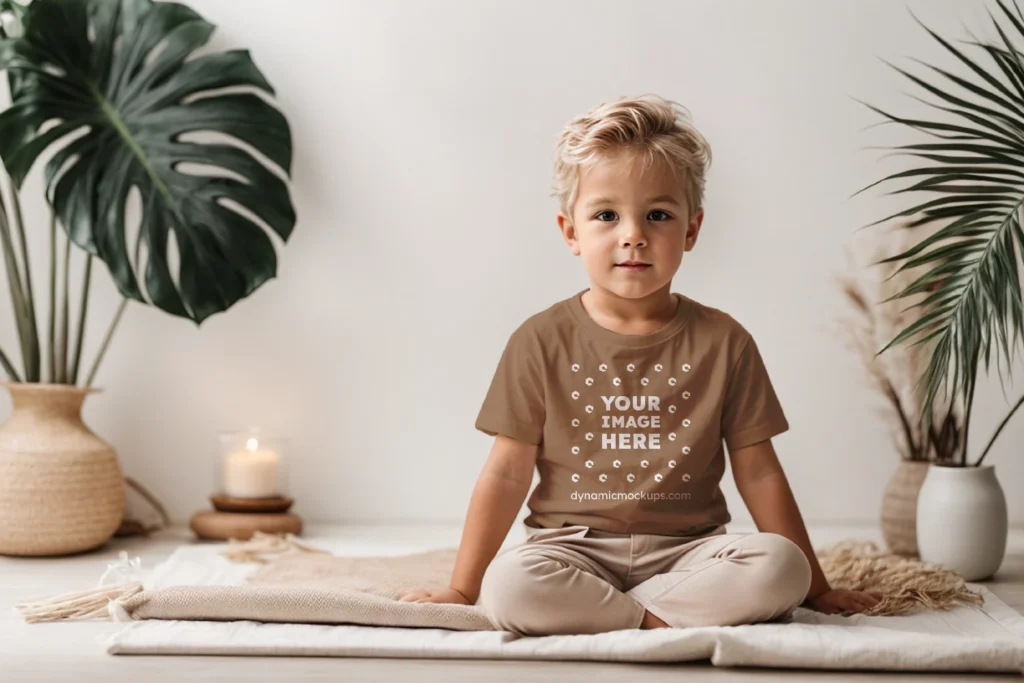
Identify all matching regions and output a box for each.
[856,0,1024,580]
[0,0,296,556]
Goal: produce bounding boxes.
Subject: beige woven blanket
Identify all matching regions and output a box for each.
[118,547,495,630]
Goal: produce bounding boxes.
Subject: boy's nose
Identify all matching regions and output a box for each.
[619,227,647,248]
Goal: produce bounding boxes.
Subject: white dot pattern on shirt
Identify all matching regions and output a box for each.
[565,359,697,487]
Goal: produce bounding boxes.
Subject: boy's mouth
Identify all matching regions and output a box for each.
[616,260,651,271]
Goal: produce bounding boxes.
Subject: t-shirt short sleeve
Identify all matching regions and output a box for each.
[474,325,546,446]
[720,333,788,452]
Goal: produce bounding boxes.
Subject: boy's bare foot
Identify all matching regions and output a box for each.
[640,609,670,629]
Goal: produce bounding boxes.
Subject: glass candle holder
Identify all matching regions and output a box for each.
[216,429,289,499]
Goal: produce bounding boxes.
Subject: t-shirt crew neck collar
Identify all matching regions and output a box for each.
[567,288,691,348]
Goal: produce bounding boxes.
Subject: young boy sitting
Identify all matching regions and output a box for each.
[399,94,879,635]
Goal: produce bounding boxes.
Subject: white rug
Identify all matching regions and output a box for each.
[105,539,1024,673]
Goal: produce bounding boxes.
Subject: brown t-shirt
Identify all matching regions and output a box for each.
[474,288,789,537]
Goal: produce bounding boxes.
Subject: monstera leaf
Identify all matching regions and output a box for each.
[0,0,296,324]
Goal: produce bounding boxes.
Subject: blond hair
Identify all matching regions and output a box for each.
[552,94,712,220]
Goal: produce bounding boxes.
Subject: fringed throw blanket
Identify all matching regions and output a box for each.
[17,533,983,629]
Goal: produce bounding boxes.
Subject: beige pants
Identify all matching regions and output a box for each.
[479,524,812,636]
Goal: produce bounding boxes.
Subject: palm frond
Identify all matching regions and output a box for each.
[859,0,1024,430]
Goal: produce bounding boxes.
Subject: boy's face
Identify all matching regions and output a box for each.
[557,149,703,302]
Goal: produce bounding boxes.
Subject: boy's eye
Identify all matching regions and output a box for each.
[593,210,673,222]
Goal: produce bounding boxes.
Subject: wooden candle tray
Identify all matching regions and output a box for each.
[210,493,294,514]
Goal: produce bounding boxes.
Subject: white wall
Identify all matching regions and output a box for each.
[1,0,1021,527]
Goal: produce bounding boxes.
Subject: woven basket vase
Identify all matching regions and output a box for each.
[880,459,930,557]
[0,382,124,556]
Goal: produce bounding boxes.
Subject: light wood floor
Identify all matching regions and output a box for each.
[1,522,1022,683]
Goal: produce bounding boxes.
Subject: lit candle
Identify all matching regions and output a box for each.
[223,437,280,498]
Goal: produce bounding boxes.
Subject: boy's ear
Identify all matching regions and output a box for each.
[684,209,705,252]
[557,211,581,256]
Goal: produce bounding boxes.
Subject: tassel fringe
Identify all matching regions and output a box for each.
[220,531,329,564]
[15,582,143,623]
[817,540,984,616]
[13,533,324,623]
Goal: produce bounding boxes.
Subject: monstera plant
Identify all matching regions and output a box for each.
[0,0,297,557]
[0,0,296,386]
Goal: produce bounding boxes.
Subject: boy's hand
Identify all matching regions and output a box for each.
[397,587,473,605]
[396,436,535,610]
[804,588,881,615]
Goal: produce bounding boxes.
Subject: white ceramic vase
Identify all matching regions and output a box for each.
[916,463,1008,581]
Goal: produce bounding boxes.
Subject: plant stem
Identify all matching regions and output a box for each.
[7,176,38,381]
[975,392,1024,467]
[85,298,128,389]
[0,345,21,382]
[939,401,956,462]
[961,394,972,467]
[47,214,56,383]
[56,233,71,383]
[885,381,920,459]
[0,190,32,381]
[960,346,980,467]
[69,255,92,385]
